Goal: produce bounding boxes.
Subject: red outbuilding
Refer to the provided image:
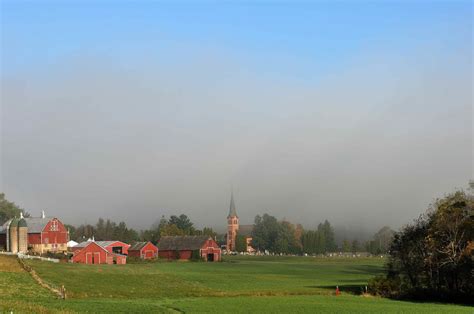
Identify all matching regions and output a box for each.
[72,240,130,255]
[157,236,221,262]
[71,241,127,265]
[128,241,158,259]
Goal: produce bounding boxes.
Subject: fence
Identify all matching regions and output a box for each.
[16,256,66,299]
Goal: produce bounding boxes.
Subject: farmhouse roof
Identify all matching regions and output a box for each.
[23,217,50,233]
[157,236,212,251]
[0,216,53,234]
[129,241,153,251]
[228,191,237,218]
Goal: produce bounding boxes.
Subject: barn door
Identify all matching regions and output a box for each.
[145,250,153,259]
[86,253,92,264]
[93,252,101,264]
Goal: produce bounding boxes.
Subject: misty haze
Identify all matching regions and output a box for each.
[2,40,471,236]
[0,2,472,312]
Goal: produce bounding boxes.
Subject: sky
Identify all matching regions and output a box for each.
[0,1,472,235]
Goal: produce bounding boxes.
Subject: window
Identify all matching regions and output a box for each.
[50,220,59,231]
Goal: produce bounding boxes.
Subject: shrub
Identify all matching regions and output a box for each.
[190,250,204,262]
[368,276,400,298]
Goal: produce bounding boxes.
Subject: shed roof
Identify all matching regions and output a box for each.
[157,236,213,251]
[74,241,127,257]
[96,241,122,247]
[129,241,156,251]
[75,240,127,249]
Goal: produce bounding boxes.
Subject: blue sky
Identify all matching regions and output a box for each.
[1,1,472,232]
[2,1,471,79]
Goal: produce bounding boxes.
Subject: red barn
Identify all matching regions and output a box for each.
[157,236,221,262]
[0,211,69,254]
[72,240,130,255]
[71,241,127,264]
[128,241,158,259]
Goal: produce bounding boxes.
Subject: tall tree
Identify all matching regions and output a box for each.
[342,239,351,252]
[0,193,28,224]
[235,233,247,252]
[372,190,473,302]
[351,239,360,253]
[160,224,185,236]
[169,214,194,234]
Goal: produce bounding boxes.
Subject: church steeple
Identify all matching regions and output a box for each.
[228,190,237,218]
[226,190,239,252]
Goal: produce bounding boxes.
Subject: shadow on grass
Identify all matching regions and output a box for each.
[340,264,385,276]
[306,285,368,295]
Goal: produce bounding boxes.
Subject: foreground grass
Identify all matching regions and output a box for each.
[0,255,471,313]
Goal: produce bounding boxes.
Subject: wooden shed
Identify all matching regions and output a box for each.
[128,241,158,259]
[71,241,127,264]
[72,240,130,255]
[157,236,221,262]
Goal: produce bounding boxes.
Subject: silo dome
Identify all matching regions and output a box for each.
[10,217,19,228]
[18,218,27,228]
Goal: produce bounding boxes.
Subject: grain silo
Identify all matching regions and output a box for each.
[18,217,28,253]
[9,217,19,254]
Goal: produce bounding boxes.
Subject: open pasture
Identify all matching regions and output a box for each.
[0,255,471,313]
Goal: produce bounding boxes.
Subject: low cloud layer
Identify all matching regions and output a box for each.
[1,44,472,233]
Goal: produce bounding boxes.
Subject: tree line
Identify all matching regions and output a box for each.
[239,212,394,255]
[68,214,216,244]
[370,190,473,303]
[1,192,395,255]
[0,193,28,224]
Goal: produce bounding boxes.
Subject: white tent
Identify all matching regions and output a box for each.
[67,240,78,248]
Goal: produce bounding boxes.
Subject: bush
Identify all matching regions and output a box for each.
[368,276,401,298]
[190,250,204,262]
[44,251,72,261]
[126,256,159,264]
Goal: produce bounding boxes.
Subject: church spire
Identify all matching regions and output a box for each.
[228,190,238,218]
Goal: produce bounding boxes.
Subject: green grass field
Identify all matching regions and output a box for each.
[0,255,471,313]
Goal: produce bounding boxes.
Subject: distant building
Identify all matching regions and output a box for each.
[128,241,158,259]
[0,211,69,254]
[225,192,255,253]
[157,235,221,261]
[71,241,127,264]
[226,191,239,251]
[72,240,130,255]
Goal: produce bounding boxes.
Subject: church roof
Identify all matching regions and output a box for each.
[238,224,254,237]
[228,191,238,218]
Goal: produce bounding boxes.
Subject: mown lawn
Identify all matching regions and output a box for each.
[0,254,471,313]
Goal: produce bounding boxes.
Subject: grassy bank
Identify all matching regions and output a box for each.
[0,255,471,313]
